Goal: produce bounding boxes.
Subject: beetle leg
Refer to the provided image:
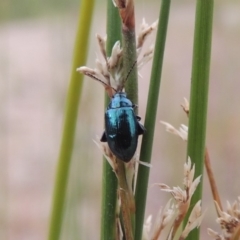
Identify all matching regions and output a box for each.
[100,131,107,142]
[133,104,138,109]
[137,122,146,135]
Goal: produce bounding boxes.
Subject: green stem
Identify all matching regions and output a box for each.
[122,29,138,106]
[185,0,214,239]
[47,1,95,240]
[100,1,121,239]
[119,1,138,236]
[117,159,134,240]
[119,1,138,106]
[134,1,171,239]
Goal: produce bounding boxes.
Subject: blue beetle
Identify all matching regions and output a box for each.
[100,92,145,162]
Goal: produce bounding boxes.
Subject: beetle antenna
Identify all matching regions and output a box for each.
[123,60,137,85]
[85,72,117,93]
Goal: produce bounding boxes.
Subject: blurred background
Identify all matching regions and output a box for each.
[1,0,240,239]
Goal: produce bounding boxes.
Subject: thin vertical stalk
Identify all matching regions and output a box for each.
[118,0,138,106]
[47,1,95,240]
[122,29,138,106]
[134,1,171,239]
[117,159,134,240]
[113,0,139,237]
[100,1,121,239]
[186,0,214,239]
[205,149,223,214]
[119,1,138,236]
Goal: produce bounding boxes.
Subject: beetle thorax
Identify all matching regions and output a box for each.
[108,92,133,109]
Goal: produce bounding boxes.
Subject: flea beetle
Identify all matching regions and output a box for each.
[100,91,145,162]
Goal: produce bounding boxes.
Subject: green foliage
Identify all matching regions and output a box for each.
[186,0,214,239]
[48,1,95,240]
[134,1,171,239]
[100,1,121,240]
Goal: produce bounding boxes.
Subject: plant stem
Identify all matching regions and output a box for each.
[118,0,138,106]
[134,1,171,239]
[185,0,214,239]
[101,1,121,239]
[47,1,95,239]
[184,109,222,214]
[117,159,134,240]
[122,29,138,106]
[205,149,223,214]
[115,0,138,236]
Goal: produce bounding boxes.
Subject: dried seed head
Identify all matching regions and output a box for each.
[208,199,240,239]
[116,216,124,239]
[137,45,154,70]
[157,158,202,239]
[137,18,158,50]
[93,139,118,172]
[181,200,204,239]
[77,35,124,97]
[181,97,189,115]
[109,41,122,68]
[148,199,176,240]
[111,0,117,7]
[113,0,126,9]
[96,34,107,63]
[77,17,156,96]
[136,158,152,168]
[159,159,201,204]
[142,215,152,240]
[207,228,224,240]
[124,159,135,194]
[183,157,195,188]
[161,121,188,141]
[158,199,175,227]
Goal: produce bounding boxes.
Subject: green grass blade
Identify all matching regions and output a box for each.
[186,0,214,239]
[122,25,138,107]
[119,2,139,236]
[47,1,95,240]
[134,1,171,239]
[100,1,121,239]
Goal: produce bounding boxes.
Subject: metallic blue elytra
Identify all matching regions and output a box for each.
[100,92,145,162]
